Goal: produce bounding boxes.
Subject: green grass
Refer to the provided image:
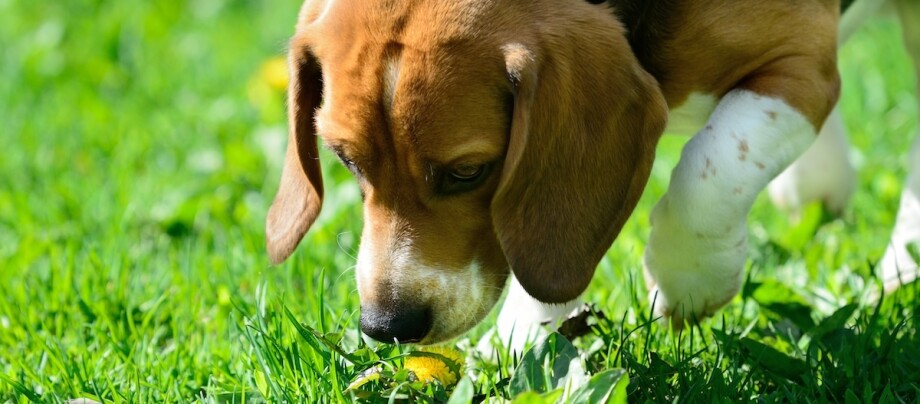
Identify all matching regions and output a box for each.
[1,1,918,402]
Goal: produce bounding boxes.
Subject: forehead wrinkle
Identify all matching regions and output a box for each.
[316,117,370,157]
[426,136,505,165]
[381,52,402,118]
[390,47,508,134]
[389,47,455,141]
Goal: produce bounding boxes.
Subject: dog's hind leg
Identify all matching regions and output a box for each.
[881,139,920,292]
[880,0,920,292]
[839,0,891,44]
[765,0,892,218]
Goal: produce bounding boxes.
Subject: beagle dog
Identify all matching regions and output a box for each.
[265,0,920,345]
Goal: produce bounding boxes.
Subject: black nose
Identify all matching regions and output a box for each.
[360,304,433,343]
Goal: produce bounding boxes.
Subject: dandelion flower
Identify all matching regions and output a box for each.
[246,56,288,109]
[404,347,465,386]
[259,57,289,91]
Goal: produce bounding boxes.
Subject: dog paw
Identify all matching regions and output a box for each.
[643,224,747,329]
[647,282,739,330]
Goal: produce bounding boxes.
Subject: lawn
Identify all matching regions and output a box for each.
[1,1,918,402]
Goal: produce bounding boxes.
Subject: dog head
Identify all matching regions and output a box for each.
[266,0,667,344]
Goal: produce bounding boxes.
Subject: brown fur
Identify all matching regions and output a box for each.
[632,0,840,128]
[491,5,667,303]
[614,0,840,127]
[266,0,841,342]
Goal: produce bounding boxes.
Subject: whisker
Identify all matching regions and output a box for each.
[335,231,360,261]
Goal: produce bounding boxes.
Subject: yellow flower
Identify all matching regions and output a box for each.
[246,56,289,111]
[259,57,289,91]
[404,347,465,386]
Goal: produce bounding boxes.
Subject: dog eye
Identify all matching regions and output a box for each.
[449,164,484,181]
[341,157,357,170]
[333,151,362,176]
[437,163,491,195]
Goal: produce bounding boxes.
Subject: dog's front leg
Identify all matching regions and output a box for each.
[644,89,819,327]
[477,275,582,355]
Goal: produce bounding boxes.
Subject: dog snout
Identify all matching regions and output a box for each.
[359,303,433,343]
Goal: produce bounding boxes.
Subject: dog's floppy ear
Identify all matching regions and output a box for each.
[492,17,668,303]
[266,36,324,264]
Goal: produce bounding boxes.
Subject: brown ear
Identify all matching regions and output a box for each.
[492,15,668,303]
[266,37,324,264]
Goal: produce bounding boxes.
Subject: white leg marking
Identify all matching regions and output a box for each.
[880,126,920,292]
[881,0,920,292]
[477,275,581,355]
[644,89,817,326]
[768,106,856,216]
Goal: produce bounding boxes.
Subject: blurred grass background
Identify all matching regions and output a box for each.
[0,0,917,401]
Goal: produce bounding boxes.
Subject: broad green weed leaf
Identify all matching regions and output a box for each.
[346,365,382,392]
[761,302,816,332]
[510,333,578,395]
[446,377,475,404]
[752,281,816,330]
[646,352,675,376]
[810,303,858,339]
[350,347,380,364]
[844,388,860,404]
[819,327,857,353]
[510,389,564,404]
[739,337,808,383]
[567,369,629,404]
[391,368,411,383]
[750,281,810,307]
[510,392,543,404]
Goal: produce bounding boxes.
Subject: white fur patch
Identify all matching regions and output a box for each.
[477,275,582,355]
[355,216,493,343]
[879,4,920,290]
[381,57,401,114]
[644,89,817,325]
[880,137,920,291]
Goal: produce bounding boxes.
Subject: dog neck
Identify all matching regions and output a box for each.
[607,0,679,82]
